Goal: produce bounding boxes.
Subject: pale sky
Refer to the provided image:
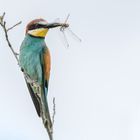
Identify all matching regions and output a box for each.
[1,0,140,140]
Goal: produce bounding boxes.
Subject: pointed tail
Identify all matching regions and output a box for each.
[40,86,53,140]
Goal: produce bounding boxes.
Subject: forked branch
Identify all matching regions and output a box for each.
[0,12,21,62]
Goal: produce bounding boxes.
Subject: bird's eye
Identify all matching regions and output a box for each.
[28,24,43,30]
[36,24,43,28]
[28,24,36,30]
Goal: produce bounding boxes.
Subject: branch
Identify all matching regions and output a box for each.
[7,21,22,32]
[0,12,21,63]
[52,97,56,125]
[0,12,5,22]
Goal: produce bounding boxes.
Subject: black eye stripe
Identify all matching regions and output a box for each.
[28,24,46,30]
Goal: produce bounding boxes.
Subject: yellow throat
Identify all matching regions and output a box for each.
[28,28,48,37]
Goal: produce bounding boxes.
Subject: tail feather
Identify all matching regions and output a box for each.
[25,78,41,117]
[40,50,53,140]
[40,86,53,140]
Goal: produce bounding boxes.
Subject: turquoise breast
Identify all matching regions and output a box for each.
[19,35,46,84]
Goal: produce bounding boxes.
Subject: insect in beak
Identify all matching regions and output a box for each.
[44,22,69,29]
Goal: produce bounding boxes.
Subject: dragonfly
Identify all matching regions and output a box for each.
[54,14,82,47]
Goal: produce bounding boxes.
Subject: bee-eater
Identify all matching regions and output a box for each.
[19,19,68,140]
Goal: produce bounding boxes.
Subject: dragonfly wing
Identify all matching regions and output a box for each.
[61,30,69,48]
[55,28,69,48]
[65,27,82,42]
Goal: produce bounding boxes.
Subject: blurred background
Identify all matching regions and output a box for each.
[1,0,140,140]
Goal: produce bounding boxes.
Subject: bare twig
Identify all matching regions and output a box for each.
[0,12,21,63]
[7,21,22,32]
[52,97,56,125]
[2,12,5,19]
[0,12,5,22]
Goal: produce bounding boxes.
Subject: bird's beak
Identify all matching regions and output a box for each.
[44,22,69,29]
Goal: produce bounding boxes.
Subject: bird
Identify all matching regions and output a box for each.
[19,18,68,140]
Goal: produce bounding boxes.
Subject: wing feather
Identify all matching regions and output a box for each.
[25,78,41,117]
[43,47,51,88]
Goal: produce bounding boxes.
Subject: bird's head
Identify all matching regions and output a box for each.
[26,18,69,38]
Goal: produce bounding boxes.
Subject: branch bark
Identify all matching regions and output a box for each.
[52,97,56,125]
[0,12,21,63]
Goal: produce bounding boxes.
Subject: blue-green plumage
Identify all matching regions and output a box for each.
[19,35,46,85]
[19,18,67,140]
[19,34,53,140]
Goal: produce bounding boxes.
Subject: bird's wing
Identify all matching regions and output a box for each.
[43,47,51,89]
[40,47,53,140]
[24,78,41,117]
[22,47,51,118]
